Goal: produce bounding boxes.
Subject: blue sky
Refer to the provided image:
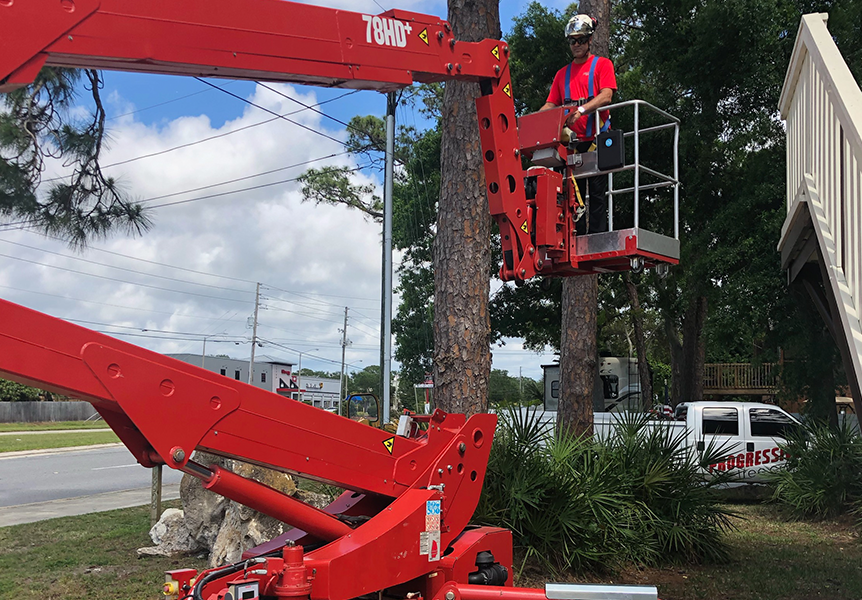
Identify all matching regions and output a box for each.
[1,0,577,385]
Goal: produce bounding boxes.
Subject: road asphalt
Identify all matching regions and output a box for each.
[0,444,181,528]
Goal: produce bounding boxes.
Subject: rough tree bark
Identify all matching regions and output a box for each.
[624,273,653,409]
[433,0,500,417]
[558,275,598,436]
[557,0,609,437]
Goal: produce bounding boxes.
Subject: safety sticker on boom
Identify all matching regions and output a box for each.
[419,28,430,45]
[520,220,529,234]
[491,45,500,60]
[420,500,442,561]
[503,83,512,98]
[382,437,395,454]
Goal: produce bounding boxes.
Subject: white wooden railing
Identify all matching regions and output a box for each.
[778,13,862,401]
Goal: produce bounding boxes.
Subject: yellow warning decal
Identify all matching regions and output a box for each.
[419,28,429,45]
[503,83,512,98]
[383,437,395,454]
[520,220,529,234]
[491,45,500,60]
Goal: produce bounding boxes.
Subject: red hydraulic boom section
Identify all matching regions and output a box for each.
[0,0,677,282]
[0,299,507,600]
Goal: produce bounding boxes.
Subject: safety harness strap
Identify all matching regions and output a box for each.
[586,56,599,138]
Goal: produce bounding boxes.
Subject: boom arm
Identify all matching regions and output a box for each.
[0,0,536,281]
[0,297,497,599]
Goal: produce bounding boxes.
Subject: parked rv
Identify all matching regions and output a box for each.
[543,358,643,413]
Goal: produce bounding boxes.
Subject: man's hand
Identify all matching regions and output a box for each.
[565,107,585,128]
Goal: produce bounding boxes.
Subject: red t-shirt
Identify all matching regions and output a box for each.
[546,55,617,141]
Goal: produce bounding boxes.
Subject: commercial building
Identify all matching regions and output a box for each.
[167,353,340,409]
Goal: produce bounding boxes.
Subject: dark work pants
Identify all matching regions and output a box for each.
[573,141,608,235]
[575,173,609,235]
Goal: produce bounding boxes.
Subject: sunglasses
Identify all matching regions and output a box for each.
[569,37,591,46]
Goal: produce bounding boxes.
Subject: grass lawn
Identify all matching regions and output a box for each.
[0,502,207,600]
[1,503,859,600]
[0,430,119,453]
[0,421,107,432]
[518,503,862,600]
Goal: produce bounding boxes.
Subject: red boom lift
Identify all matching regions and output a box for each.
[0,2,668,599]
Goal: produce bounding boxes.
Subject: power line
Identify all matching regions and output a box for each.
[0,238,253,295]
[137,152,347,204]
[41,88,360,182]
[0,252,254,304]
[106,84,228,121]
[263,283,378,303]
[257,82,353,131]
[257,82,410,170]
[97,330,242,343]
[148,164,368,210]
[62,318,244,340]
[21,229,257,285]
[256,337,344,368]
[0,283,245,321]
[196,78,344,145]
[265,305,349,325]
[12,228,386,305]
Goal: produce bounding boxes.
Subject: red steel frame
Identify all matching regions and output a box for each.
[0,299,507,600]
[0,2,670,599]
[0,0,540,282]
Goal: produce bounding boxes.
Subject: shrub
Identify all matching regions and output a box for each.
[474,408,735,574]
[768,419,862,519]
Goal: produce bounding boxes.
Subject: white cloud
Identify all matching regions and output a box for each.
[3,82,383,375]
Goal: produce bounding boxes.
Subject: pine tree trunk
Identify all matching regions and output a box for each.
[432,0,500,417]
[578,0,611,57]
[558,275,597,436]
[556,0,609,436]
[624,273,653,409]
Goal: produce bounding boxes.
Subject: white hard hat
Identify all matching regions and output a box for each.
[565,14,596,38]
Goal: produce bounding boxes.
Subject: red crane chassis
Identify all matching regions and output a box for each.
[0,2,664,599]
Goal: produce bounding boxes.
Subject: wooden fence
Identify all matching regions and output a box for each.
[0,401,98,423]
[703,363,778,396]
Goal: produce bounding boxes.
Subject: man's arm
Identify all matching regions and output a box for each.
[540,102,557,111]
[565,87,614,127]
[581,87,614,112]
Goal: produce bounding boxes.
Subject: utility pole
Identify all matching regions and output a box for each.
[380,91,396,424]
[248,282,261,385]
[338,307,349,415]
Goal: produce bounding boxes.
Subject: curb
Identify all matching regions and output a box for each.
[0,483,182,528]
[0,428,112,436]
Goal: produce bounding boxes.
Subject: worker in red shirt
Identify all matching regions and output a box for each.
[540,14,617,234]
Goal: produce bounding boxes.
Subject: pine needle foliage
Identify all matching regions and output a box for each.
[1,68,151,245]
[768,419,862,519]
[475,408,736,574]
